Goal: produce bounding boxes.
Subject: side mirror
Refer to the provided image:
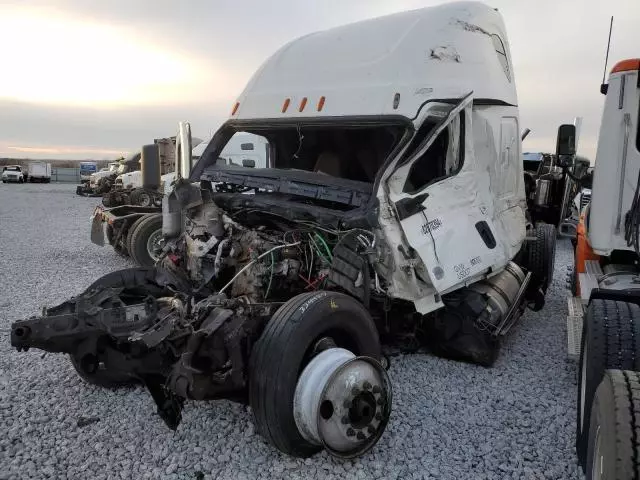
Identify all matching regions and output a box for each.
[556,124,576,157]
[556,124,576,168]
[242,159,256,168]
[175,121,193,180]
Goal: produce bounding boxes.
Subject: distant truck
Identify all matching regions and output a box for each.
[79,162,98,182]
[1,165,25,183]
[27,162,52,183]
[77,155,140,197]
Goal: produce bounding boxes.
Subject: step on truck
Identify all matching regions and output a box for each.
[564,57,640,478]
[11,2,556,459]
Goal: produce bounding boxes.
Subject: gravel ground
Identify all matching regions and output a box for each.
[0,183,583,480]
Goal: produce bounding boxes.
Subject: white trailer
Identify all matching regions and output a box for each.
[27,162,52,183]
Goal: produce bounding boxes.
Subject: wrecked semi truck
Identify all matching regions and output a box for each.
[11,2,555,459]
[76,154,140,197]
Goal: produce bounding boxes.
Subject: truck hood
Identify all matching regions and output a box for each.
[90,171,116,182]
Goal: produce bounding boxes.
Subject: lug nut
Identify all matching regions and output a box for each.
[372,385,381,394]
[357,432,366,440]
[346,428,355,437]
[363,381,372,390]
[375,413,382,421]
[351,386,360,396]
[376,398,384,406]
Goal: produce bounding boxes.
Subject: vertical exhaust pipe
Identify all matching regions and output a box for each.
[175,122,193,180]
[521,128,531,141]
[163,121,192,239]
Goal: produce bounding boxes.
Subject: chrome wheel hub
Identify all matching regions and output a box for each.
[146,229,164,261]
[293,347,391,458]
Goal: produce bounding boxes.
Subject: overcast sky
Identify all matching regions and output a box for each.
[0,0,637,161]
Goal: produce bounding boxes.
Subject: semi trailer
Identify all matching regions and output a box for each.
[11,2,556,459]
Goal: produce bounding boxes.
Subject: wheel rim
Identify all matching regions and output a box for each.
[293,347,391,458]
[590,425,603,479]
[138,192,152,207]
[580,335,588,432]
[146,229,164,261]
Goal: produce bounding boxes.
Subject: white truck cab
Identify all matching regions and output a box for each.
[564,58,640,476]
[196,0,527,315]
[585,59,640,256]
[2,165,25,183]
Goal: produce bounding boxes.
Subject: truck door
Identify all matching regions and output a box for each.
[385,94,509,294]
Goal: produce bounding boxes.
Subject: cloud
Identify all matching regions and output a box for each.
[0,5,240,107]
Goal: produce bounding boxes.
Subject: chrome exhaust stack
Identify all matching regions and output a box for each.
[175,121,193,180]
[163,121,199,239]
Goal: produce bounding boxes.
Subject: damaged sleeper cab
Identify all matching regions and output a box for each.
[10,2,555,459]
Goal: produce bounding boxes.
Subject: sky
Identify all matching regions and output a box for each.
[0,0,637,161]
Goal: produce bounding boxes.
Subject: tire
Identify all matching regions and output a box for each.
[129,189,141,205]
[126,215,150,257]
[19,178,24,183]
[128,214,163,267]
[576,299,640,469]
[586,370,640,479]
[67,268,173,387]
[130,189,153,207]
[527,223,556,293]
[249,291,381,457]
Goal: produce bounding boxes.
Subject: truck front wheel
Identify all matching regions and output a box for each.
[249,291,390,458]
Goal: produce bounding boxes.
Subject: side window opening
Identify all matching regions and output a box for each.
[402,112,464,193]
[491,34,511,82]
